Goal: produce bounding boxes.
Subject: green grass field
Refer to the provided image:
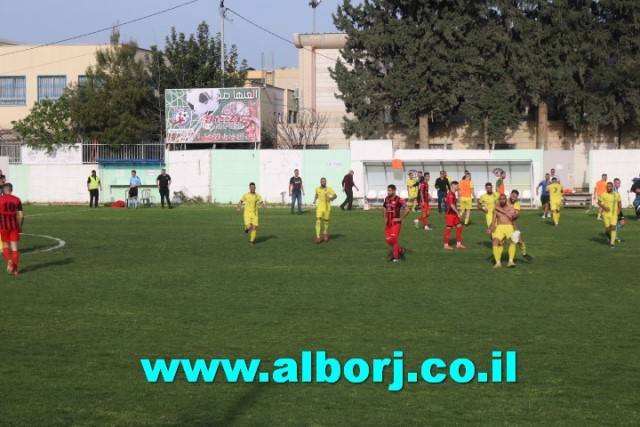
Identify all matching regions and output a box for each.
[0,204,638,426]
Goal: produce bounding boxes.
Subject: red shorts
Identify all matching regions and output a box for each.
[421,202,431,214]
[445,214,461,227]
[385,223,402,239]
[0,229,20,242]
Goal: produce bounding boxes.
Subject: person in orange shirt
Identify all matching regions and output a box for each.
[458,172,476,225]
[593,173,608,220]
[496,170,507,195]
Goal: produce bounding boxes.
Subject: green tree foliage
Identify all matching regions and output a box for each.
[145,21,249,135]
[67,40,161,145]
[333,0,640,147]
[12,97,76,152]
[14,39,160,149]
[332,0,524,146]
[459,3,524,147]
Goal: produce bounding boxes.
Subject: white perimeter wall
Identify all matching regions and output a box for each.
[165,150,211,200]
[6,144,635,206]
[27,164,90,203]
[259,150,303,204]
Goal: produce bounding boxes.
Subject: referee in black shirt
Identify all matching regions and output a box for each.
[156,169,173,209]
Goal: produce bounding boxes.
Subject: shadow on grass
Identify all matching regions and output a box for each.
[475,240,493,249]
[589,236,611,246]
[182,383,265,427]
[327,234,345,240]
[253,235,277,244]
[21,257,74,273]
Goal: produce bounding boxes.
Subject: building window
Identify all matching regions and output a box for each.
[37,75,67,101]
[0,76,26,105]
[77,75,88,86]
[429,143,452,149]
[494,143,516,150]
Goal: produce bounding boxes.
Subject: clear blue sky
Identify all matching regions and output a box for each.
[2,0,352,68]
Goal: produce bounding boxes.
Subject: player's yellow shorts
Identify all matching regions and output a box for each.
[316,208,331,221]
[550,199,562,211]
[244,213,259,227]
[485,210,494,227]
[602,212,617,228]
[492,224,515,242]
[409,189,418,199]
[460,197,472,210]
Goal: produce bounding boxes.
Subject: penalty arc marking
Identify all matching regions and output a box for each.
[20,233,66,255]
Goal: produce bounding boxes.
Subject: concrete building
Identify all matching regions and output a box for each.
[0,43,150,134]
[294,33,350,149]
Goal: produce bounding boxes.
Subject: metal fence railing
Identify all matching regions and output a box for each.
[82,143,165,164]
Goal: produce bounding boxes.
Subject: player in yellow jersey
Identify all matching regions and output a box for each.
[547,177,564,226]
[406,172,418,211]
[597,182,621,248]
[314,177,337,243]
[490,193,519,268]
[477,182,500,230]
[237,182,266,245]
[458,172,476,225]
[508,190,533,261]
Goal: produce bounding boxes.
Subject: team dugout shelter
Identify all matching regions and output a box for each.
[362,160,535,207]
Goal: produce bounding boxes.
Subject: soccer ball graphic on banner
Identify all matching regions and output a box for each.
[187,89,221,116]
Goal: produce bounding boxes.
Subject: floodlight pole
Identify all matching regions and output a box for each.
[309,0,322,33]
[220,0,226,87]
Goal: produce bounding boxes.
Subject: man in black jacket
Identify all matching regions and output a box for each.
[434,171,451,214]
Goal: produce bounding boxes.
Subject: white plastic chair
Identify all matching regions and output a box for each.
[377,190,387,203]
[522,189,533,206]
[140,189,155,207]
[400,190,409,199]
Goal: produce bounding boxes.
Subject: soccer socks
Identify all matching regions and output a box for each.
[520,241,527,254]
[493,246,503,264]
[385,234,400,259]
[456,226,463,243]
[250,229,257,242]
[553,212,560,224]
[508,243,516,262]
[11,250,19,270]
[616,224,621,240]
[610,229,616,245]
[444,228,452,244]
[324,221,330,235]
[3,247,10,261]
[464,216,469,225]
[315,220,322,238]
[419,215,428,226]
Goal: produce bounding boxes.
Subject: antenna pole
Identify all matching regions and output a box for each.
[220,0,226,87]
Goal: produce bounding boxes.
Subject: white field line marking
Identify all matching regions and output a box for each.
[28,208,92,218]
[20,233,66,254]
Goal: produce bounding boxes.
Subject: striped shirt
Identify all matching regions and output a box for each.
[0,194,23,231]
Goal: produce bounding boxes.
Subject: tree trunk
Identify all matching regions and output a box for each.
[418,112,429,149]
[618,125,623,149]
[484,114,491,150]
[537,99,548,150]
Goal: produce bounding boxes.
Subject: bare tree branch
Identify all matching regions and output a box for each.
[272,109,328,149]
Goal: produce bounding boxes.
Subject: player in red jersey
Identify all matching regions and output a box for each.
[443,181,466,250]
[414,171,432,231]
[383,184,411,262]
[0,183,24,275]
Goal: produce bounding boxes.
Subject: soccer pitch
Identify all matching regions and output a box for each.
[0,205,638,426]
